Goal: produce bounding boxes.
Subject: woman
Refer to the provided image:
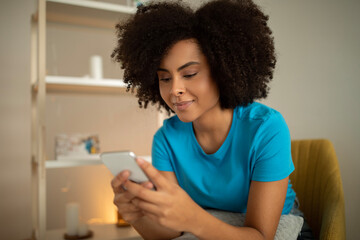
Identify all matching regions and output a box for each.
[111,0,299,239]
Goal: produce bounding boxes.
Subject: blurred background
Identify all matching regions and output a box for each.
[0,0,359,239]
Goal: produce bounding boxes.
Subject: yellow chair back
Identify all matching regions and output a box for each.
[290,139,346,240]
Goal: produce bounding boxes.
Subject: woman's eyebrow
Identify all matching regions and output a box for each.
[157,61,200,72]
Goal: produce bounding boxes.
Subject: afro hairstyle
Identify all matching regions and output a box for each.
[111,0,276,113]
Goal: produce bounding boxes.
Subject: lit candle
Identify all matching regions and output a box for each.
[78,222,89,237]
[66,202,79,236]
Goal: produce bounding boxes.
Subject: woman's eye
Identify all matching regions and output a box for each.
[184,73,197,79]
[159,77,171,82]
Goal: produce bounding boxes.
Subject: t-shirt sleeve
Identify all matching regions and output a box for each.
[151,129,174,172]
[251,111,294,182]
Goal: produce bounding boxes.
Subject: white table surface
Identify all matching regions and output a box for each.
[46,223,143,240]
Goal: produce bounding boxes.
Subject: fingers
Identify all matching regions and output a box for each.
[114,189,136,204]
[115,200,139,212]
[131,198,160,216]
[113,176,155,206]
[115,201,144,224]
[124,177,158,202]
[141,181,155,190]
[112,170,156,225]
[111,170,130,194]
[136,158,166,190]
[121,211,144,224]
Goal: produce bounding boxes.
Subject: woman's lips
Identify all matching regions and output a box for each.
[173,100,194,111]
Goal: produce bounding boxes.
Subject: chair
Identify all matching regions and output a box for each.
[290,139,346,240]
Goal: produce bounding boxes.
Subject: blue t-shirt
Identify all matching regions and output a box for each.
[152,102,296,214]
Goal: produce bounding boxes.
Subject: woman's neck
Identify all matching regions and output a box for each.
[192,106,233,154]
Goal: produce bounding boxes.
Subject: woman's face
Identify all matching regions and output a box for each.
[157,39,220,123]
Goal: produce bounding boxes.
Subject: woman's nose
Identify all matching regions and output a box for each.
[170,78,186,96]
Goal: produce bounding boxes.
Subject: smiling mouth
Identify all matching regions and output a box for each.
[173,100,194,111]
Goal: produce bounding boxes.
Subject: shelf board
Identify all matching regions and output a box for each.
[46,155,151,168]
[46,159,102,168]
[46,154,101,168]
[47,0,137,14]
[32,75,132,93]
[46,75,127,87]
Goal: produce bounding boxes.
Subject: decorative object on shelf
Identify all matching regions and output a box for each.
[66,203,80,236]
[64,203,94,239]
[90,55,103,80]
[133,0,150,7]
[78,221,89,236]
[55,134,100,161]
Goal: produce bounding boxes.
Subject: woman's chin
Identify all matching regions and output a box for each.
[176,113,195,123]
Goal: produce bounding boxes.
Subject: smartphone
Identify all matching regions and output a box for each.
[100,151,150,184]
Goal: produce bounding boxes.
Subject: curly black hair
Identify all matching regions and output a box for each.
[111,0,276,113]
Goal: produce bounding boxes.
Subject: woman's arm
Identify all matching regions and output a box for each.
[191,178,289,240]
[127,158,289,240]
[130,216,181,240]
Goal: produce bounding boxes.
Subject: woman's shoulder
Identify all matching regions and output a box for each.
[235,102,282,122]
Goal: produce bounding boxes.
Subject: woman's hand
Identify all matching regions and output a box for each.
[123,158,203,233]
[111,170,154,224]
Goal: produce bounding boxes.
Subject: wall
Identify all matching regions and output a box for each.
[0,0,35,239]
[255,1,360,239]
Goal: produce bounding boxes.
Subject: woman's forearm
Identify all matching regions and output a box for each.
[132,215,182,240]
[190,209,265,240]
[132,210,265,240]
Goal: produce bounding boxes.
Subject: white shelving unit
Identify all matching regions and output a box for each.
[47,0,137,14]
[31,1,146,239]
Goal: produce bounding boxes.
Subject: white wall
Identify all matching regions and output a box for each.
[0,0,35,239]
[255,1,360,239]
